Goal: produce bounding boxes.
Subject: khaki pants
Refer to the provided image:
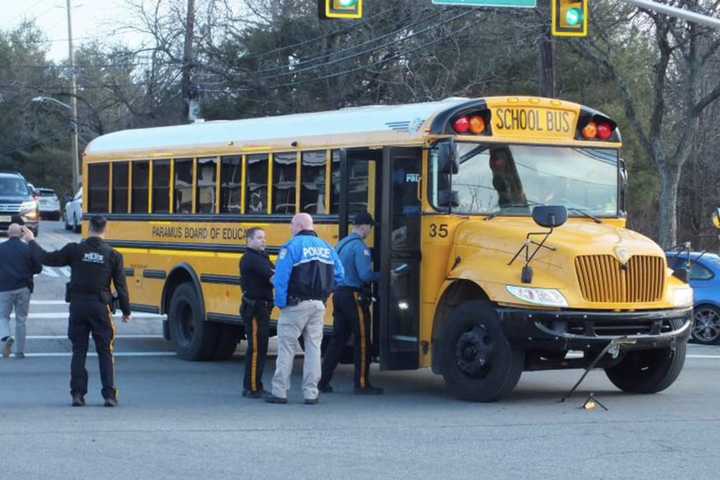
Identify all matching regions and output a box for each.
[271,300,325,400]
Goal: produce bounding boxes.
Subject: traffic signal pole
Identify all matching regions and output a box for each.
[622,0,720,30]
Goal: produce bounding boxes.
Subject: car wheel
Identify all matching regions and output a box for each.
[692,305,720,345]
[438,300,524,402]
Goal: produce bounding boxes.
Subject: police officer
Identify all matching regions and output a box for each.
[23,216,130,407]
[239,227,274,398]
[266,213,344,405]
[319,211,383,395]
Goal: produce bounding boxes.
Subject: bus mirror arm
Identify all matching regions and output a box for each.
[508,231,558,284]
[507,205,566,284]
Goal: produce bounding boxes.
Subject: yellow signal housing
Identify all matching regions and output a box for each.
[319,0,363,20]
[552,0,589,38]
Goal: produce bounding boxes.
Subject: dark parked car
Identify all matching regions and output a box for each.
[666,251,720,344]
[0,172,39,236]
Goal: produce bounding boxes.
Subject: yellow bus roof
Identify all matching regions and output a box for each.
[84,96,609,159]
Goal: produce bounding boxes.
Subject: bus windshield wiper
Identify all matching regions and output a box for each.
[485,203,534,221]
[567,207,602,223]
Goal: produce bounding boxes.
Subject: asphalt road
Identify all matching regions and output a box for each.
[2,221,720,480]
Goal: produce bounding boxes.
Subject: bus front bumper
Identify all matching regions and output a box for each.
[497,307,692,351]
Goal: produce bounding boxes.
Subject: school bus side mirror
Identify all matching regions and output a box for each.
[438,190,460,208]
[532,205,568,229]
[436,140,459,175]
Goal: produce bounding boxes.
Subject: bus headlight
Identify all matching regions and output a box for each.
[506,286,568,308]
[671,287,693,308]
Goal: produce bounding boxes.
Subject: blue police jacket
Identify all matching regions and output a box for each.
[273,230,345,309]
[335,233,379,289]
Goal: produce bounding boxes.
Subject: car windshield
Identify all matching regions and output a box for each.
[39,189,56,197]
[431,143,619,217]
[0,177,29,196]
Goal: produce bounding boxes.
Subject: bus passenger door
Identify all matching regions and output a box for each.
[378,147,422,370]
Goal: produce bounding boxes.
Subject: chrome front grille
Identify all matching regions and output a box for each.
[575,255,665,303]
[0,204,21,213]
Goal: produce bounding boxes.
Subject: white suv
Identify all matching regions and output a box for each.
[64,187,82,233]
[37,188,61,220]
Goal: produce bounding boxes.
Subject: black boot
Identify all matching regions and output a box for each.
[71,393,85,407]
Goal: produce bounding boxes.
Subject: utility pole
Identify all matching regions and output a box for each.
[538,0,556,97]
[182,0,200,122]
[66,0,80,191]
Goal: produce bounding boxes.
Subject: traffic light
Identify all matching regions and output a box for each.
[552,0,588,37]
[318,0,363,20]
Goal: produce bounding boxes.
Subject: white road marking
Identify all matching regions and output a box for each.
[27,335,164,340]
[30,300,67,305]
[687,354,720,359]
[41,267,59,278]
[23,352,176,358]
[11,312,165,319]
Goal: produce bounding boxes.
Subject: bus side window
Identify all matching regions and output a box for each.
[196,157,217,214]
[301,151,326,214]
[246,154,268,215]
[88,163,109,213]
[273,153,297,214]
[112,162,129,213]
[220,156,242,214]
[131,161,149,214]
[152,159,170,213]
[330,150,370,215]
[174,158,193,214]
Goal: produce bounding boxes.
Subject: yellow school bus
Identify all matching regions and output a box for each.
[82,96,692,401]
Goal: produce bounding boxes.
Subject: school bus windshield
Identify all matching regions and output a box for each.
[431,143,619,217]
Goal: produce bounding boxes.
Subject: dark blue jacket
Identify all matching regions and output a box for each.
[0,238,42,292]
[335,233,379,288]
[273,230,345,309]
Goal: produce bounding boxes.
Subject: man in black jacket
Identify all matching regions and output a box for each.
[23,216,131,407]
[239,227,274,398]
[0,223,42,358]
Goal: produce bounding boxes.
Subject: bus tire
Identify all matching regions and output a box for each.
[439,300,524,402]
[213,324,243,361]
[604,331,687,394]
[168,283,219,361]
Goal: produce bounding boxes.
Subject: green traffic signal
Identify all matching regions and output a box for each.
[552,0,588,37]
[319,0,363,20]
[565,7,583,26]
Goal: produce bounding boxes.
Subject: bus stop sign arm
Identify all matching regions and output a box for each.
[622,0,720,30]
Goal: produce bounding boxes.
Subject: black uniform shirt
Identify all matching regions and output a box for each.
[30,237,131,316]
[239,248,274,302]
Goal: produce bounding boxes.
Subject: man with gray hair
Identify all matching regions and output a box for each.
[0,223,42,358]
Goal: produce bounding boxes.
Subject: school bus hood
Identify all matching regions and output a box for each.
[449,217,673,309]
[452,216,665,269]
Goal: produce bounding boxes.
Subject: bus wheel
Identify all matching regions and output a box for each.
[439,300,524,402]
[604,335,687,394]
[168,283,219,361]
[213,324,243,361]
